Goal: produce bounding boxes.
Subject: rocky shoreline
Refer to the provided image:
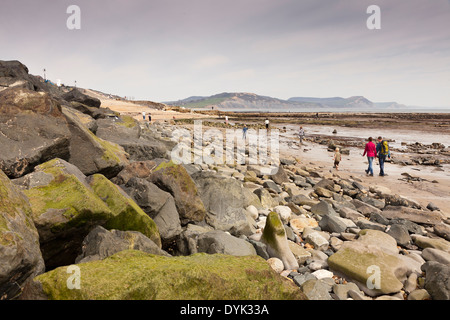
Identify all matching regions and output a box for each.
[1,60,449,301]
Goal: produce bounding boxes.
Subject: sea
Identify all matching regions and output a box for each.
[199,107,450,113]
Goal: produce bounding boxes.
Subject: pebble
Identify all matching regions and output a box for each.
[312,269,333,280]
[267,257,284,273]
[163,133,450,301]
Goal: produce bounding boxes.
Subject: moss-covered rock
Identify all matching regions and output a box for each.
[261,212,299,270]
[95,117,173,162]
[29,250,306,300]
[150,160,206,224]
[328,229,409,296]
[22,159,115,269]
[0,170,44,299]
[62,106,129,178]
[87,174,161,247]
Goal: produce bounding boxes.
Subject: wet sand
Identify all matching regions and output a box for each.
[280,138,450,219]
[91,93,450,218]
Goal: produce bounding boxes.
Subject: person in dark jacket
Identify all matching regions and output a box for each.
[376,136,391,176]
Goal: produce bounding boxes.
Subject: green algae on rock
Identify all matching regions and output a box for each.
[0,169,45,299]
[31,250,307,300]
[327,229,409,296]
[87,173,161,247]
[62,105,129,178]
[261,211,299,270]
[22,159,115,268]
[150,160,206,224]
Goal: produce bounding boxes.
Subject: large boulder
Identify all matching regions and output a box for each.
[75,226,169,264]
[328,229,412,296]
[196,230,257,256]
[23,250,306,300]
[381,206,443,226]
[193,170,255,236]
[110,160,156,185]
[18,159,115,269]
[0,87,71,178]
[0,60,50,94]
[62,106,129,178]
[62,88,101,108]
[122,177,182,244]
[0,170,44,300]
[149,161,206,225]
[261,212,299,270]
[96,117,174,161]
[87,174,161,247]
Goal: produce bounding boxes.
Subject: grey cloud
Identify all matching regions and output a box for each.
[0,0,449,107]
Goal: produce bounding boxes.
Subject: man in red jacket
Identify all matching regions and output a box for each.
[363,137,377,176]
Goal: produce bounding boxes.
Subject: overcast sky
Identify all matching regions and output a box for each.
[1,0,449,107]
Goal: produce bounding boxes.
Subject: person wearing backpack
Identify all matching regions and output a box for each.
[376,136,391,176]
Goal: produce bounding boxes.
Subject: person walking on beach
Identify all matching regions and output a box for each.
[148,113,152,123]
[265,118,269,130]
[376,136,391,176]
[299,126,305,145]
[333,147,341,170]
[363,137,376,176]
[142,111,146,121]
[242,124,248,139]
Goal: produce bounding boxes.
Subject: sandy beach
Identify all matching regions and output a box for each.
[93,94,450,218]
[84,89,210,122]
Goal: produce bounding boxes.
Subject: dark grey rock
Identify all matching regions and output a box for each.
[262,180,281,193]
[319,215,348,233]
[123,177,182,243]
[196,230,256,256]
[75,225,170,263]
[310,200,338,216]
[427,202,440,211]
[248,239,270,260]
[387,224,411,247]
[369,212,390,225]
[62,88,101,108]
[193,171,255,236]
[421,261,450,300]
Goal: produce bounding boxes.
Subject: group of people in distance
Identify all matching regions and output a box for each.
[297,126,391,177]
[142,111,152,122]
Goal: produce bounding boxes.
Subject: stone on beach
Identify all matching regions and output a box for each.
[261,212,299,270]
[0,169,45,300]
[328,229,410,296]
[149,161,206,224]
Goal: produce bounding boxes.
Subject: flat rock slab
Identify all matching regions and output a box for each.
[381,206,443,225]
[328,230,409,296]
